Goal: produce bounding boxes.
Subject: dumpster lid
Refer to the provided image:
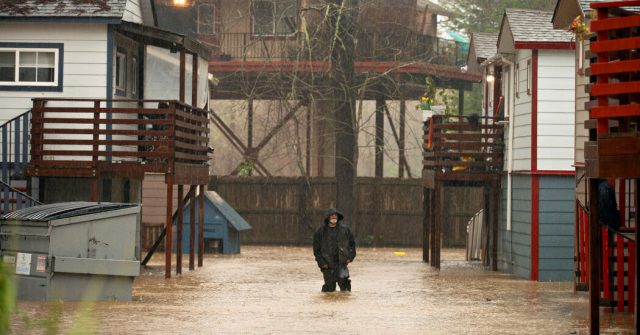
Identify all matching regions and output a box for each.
[1,202,138,221]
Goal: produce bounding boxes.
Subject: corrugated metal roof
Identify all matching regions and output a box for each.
[505,8,574,43]
[0,0,127,18]
[205,191,252,231]
[471,32,498,60]
[1,202,137,221]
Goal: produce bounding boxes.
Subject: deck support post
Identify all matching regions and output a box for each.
[165,174,174,279]
[198,184,205,267]
[176,185,184,275]
[189,185,196,271]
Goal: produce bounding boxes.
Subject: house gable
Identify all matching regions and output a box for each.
[552,0,583,29]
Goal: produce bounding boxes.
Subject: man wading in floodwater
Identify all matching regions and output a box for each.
[313,208,356,292]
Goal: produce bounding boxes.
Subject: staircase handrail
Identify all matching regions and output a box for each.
[0,179,42,206]
[0,109,31,129]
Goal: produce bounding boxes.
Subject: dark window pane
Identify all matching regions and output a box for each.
[37,68,54,82]
[0,52,15,67]
[19,67,36,82]
[0,52,15,81]
[253,1,273,35]
[0,67,14,81]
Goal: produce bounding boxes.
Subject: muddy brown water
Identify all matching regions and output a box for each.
[10,247,634,334]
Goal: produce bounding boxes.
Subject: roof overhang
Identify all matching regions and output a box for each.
[115,21,211,60]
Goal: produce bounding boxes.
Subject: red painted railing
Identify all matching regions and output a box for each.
[576,194,636,312]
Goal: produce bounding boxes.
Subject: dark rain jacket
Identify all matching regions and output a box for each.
[313,208,356,268]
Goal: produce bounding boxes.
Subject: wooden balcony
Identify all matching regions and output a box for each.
[584,1,640,179]
[422,115,504,188]
[27,98,210,185]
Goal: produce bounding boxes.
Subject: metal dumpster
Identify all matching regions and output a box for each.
[0,202,141,301]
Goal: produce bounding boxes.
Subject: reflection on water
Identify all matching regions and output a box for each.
[10,247,634,334]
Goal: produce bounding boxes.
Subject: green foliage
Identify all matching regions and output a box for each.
[0,260,15,334]
[238,160,255,177]
[443,0,557,34]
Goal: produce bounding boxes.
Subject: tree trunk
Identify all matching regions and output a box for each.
[329,0,358,231]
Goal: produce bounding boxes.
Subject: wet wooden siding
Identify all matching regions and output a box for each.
[538,175,574,281]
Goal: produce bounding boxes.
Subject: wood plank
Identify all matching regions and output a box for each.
[590,36,640,53]
[590,14,640,32]
[590,81,640,96]
[590,59,640,75]
[591,104,640,118]
[590,1,640,9]
[598,136,640,156]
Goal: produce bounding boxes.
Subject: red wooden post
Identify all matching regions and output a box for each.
[617,235,624,311]
[189,185,196,271]
[603,228,611,301]
[589,178,601,334]
[584,208,590,284]
[165,174,174,279]
[596,8,609,136]
[198,184,205,267]
[177,185,184,275]
[630,240,635,313]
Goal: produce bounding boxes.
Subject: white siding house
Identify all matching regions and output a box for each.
[485,8,576,281]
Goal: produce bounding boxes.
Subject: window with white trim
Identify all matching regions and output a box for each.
[131,56,138,96]
[115,51,126,93]
[0,48,58,86]
[253,0,297,36]
[197,3,216,34]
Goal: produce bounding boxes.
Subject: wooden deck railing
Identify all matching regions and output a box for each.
[422,115,504,185]
[28,99,209,181]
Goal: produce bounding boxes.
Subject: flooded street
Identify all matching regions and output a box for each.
[10,246,634,334]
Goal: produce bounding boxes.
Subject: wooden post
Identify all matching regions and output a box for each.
[399,100,406,178]
[91,100,100,202]
[433,181,442,269]
[491,180,499,271]
[422,187,430,262]
[306,103,312,176]
[248,98,253,150]
[198,184,205,267]
[189,185,196,271]
[629,178,640,334]
[375,95,385,178]
[165,175,174,279]
[458,89,465,117]
[191,52,198,106]
[179,48,185,103]
[589,178,600,334]
[176,185,184,275]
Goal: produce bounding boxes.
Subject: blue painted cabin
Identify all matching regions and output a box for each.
[178,191,251,254]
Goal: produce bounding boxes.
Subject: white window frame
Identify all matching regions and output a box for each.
[197,3,216,34]
[252,0,297,36]
[131,56,138,96]
[0,47,59,87]
[115,51,127,93]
